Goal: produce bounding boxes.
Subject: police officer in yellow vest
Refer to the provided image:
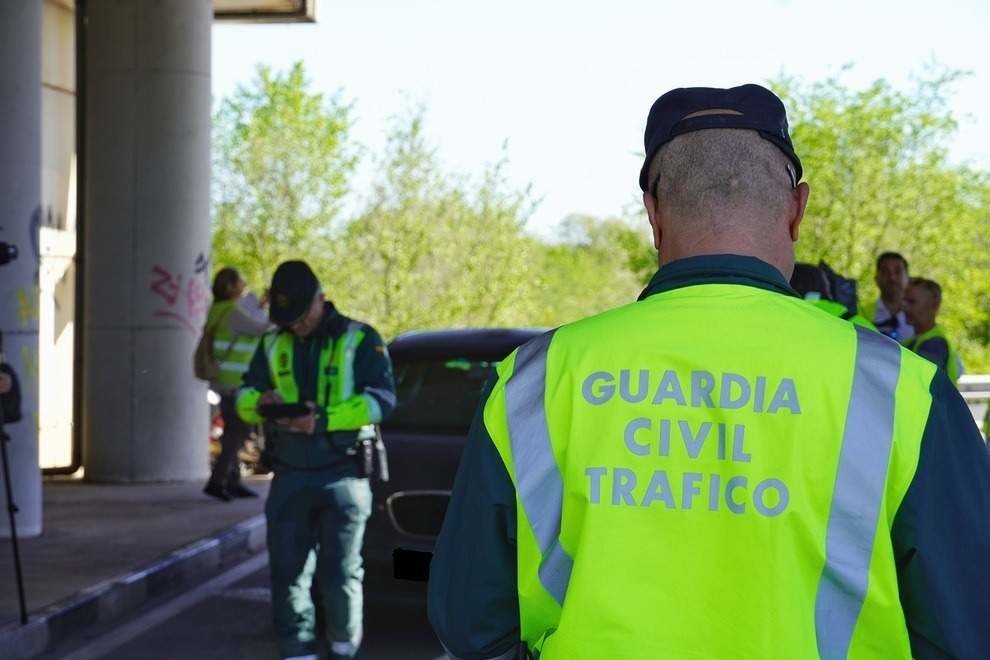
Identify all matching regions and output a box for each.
[204,266,271,501]
[237,260,396,660]
[902,276,963,383]
[428,85,990,658]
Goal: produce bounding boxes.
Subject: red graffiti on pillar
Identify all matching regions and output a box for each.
[150,265,181,305]
[149,263,209,335]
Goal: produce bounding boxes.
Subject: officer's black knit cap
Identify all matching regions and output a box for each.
[639,84,802,193]
[268,260,320,326]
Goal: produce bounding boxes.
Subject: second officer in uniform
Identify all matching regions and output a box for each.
[238,260,396,660]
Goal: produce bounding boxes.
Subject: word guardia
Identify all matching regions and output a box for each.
[582,369,801,415]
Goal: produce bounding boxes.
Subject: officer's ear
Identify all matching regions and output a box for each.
[643,191,662,251]
[788,181,811,242]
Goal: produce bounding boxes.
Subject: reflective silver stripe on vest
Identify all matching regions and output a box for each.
[504,329,573,606]
[219,361,249,374]
[341,321,361,400]
[815,326,901,659]
[214,339,258,353]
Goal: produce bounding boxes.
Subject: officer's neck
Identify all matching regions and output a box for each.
[659,235,793,281]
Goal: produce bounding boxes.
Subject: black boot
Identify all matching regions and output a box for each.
[203,482,232,502]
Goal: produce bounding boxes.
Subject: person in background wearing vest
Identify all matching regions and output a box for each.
[903,277,964,383]
[428,85,990,659]
[204,267,272,501]
[236,260,396,660]
[869,251,915,341]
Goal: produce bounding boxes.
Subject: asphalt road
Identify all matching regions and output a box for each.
[46,553,445,660]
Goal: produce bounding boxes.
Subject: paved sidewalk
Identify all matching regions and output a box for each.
[0,476,270,657]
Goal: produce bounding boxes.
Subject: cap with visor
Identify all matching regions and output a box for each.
[639,84,803,193]
[268,260,320,326]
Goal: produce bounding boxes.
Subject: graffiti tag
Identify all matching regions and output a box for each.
[16,287,40,328]
[149,258,209,335]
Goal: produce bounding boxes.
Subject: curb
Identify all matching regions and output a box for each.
[0,514,266,660]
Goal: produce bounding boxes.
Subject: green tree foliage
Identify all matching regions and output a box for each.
[212,63,357,290]
[533,215,653,326]
[212,62,989,373]
[777,69,990,370]
[325,112,542,338]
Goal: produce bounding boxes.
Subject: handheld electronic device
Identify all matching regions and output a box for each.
[258,402,312,419]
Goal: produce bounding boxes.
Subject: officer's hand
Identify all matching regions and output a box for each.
[258,390,282,408]
[286,402,317,435]
[0,373,10,395]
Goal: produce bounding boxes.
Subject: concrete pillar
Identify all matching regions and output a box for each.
[0,2,43,537]
[83,0,212,481]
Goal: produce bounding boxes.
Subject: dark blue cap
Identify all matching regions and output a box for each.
[269,260,320,326]
[639,84,802,192]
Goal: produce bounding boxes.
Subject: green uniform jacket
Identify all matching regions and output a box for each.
[238,302,396,473]
[428,255,990,660]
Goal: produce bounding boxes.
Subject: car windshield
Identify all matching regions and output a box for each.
[383,357,498,434]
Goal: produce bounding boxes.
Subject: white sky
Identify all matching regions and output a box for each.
[212,0,990,236]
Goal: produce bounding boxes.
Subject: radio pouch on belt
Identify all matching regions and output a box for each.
[356,427,390,483]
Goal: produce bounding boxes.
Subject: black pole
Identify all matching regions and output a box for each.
[0,401,28,625]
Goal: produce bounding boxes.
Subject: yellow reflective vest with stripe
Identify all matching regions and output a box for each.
[208,300,261,389]
[237,322,383,431]
[483,283,936,659]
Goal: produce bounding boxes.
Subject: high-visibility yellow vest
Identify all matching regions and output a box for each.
[904,324,962,382]
[237,321,382,433]
[484,283,935,659]
[208,300,260,388]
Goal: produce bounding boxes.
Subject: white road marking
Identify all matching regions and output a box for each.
[57,552,269,660]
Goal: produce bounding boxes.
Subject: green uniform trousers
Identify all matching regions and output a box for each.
[265,471,372,659]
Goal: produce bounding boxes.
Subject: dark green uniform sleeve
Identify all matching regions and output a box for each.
[428,379,521,659]
[914,337,950,374]
[353,325,397,421]
[892,369,990,659]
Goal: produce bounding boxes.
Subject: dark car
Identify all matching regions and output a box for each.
[363,328,542,595]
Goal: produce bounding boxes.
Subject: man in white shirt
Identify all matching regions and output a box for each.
[871,251,914,341]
